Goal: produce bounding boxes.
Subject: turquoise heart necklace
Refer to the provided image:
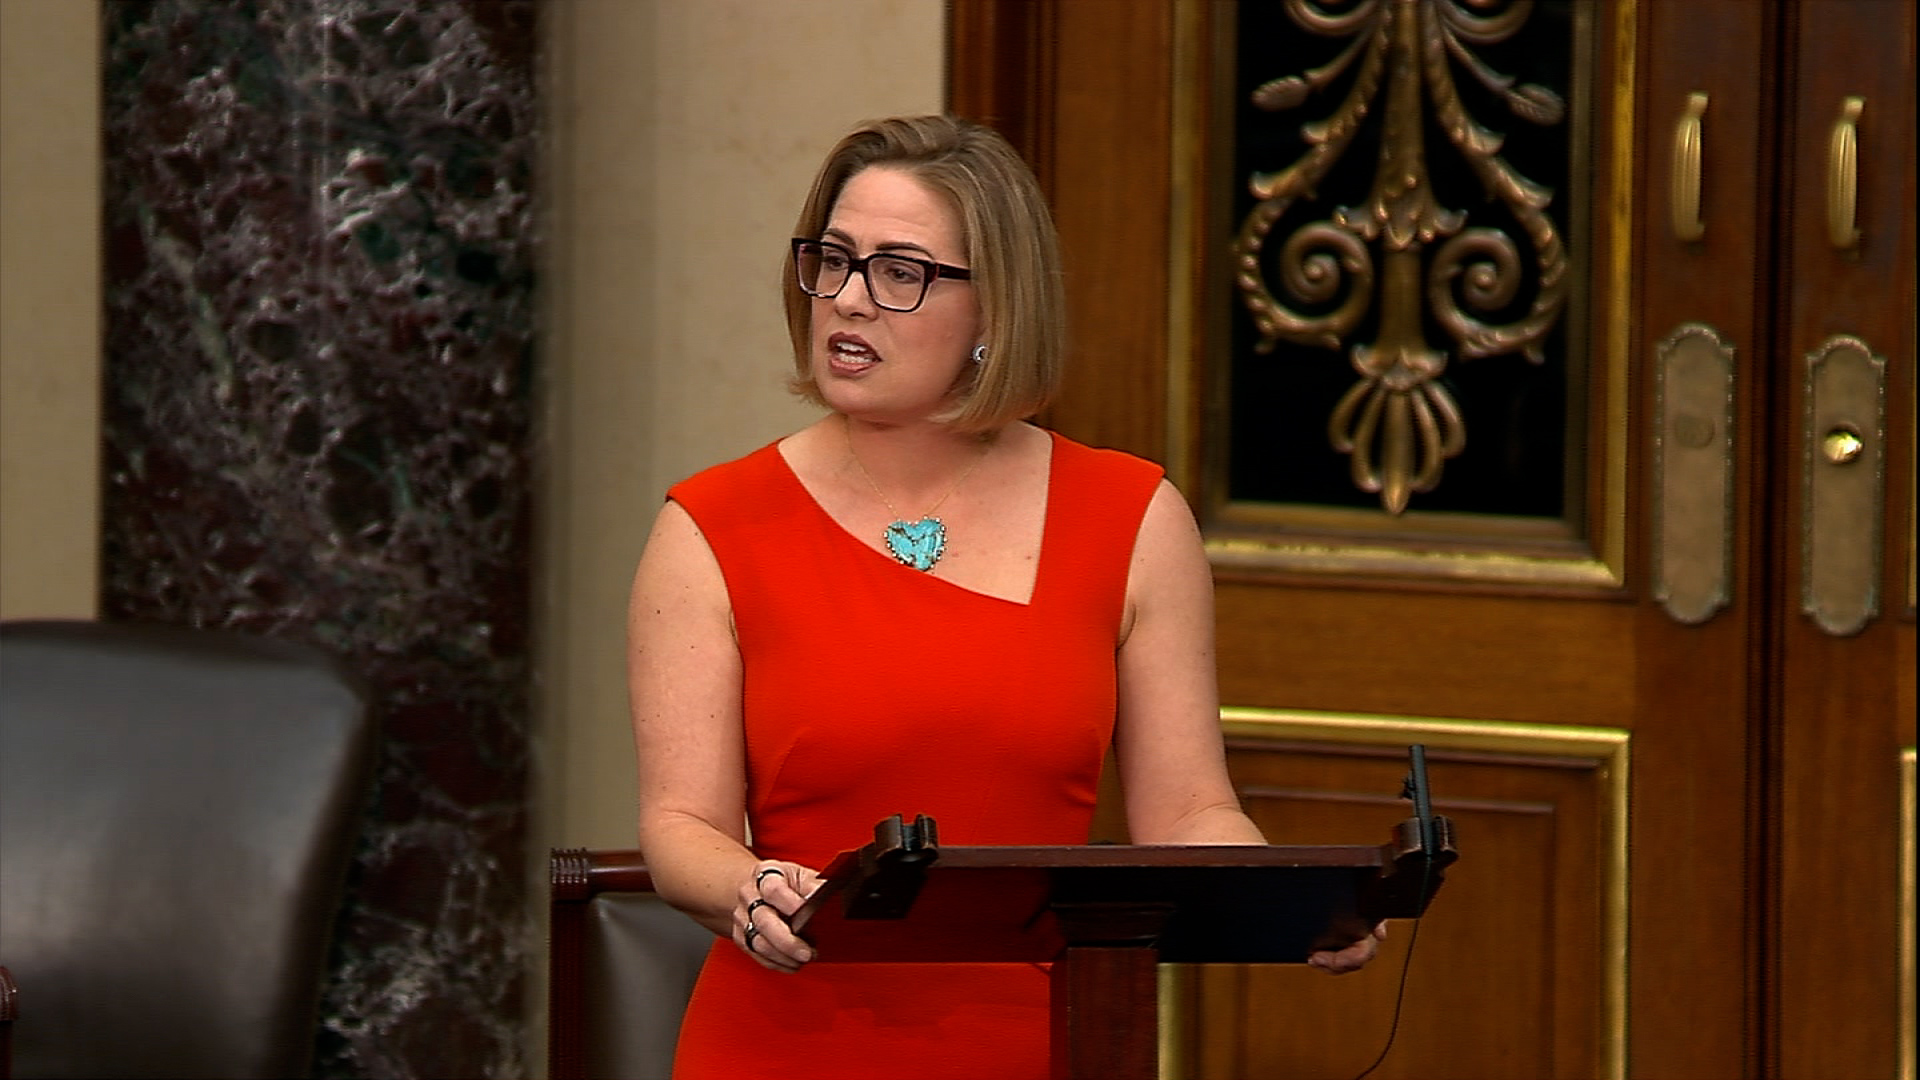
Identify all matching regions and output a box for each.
[845,420,992,573]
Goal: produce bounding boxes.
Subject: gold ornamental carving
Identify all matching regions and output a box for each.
[1234,0,1568,513]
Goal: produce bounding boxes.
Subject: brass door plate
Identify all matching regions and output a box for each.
[1802,335,1887,636]
[1654,323,1736,625]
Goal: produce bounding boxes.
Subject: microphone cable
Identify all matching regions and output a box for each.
[1349,852,1433,1080]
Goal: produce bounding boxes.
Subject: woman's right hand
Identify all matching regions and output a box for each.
[734,859,824,973]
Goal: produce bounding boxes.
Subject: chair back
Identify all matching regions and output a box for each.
[1,964,17,1078]
[548,849,712,1080]
[0,620,376,1079]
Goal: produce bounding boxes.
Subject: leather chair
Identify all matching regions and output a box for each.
[2,964,17,1079]
[548,849,712,1080]
[0,620,376,1080]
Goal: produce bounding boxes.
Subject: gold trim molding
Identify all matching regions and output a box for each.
[1901,747,1915,1080]
[1206,531,1623,587]
[1203,707,1630,1080]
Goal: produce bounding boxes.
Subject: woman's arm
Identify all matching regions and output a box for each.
[627,499,818,971]
[1112,480,1262,846]
[1113,480,1381,973]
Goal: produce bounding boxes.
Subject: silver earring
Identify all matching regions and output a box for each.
[970,344,988,365]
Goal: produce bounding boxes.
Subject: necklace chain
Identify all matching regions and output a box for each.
[843,419,990,520]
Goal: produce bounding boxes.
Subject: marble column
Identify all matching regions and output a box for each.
[101,2,539,1075]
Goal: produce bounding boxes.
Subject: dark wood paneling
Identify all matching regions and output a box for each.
[1214,583,1637,722]
[1626,6,1774,1070]
[1179,741,1611,1080]
[1046,0,1175,460]
[947,0,1055,189]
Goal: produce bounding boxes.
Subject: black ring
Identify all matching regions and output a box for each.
[754,867,785,889]
[742,923,760,953]
[745,898,770,922]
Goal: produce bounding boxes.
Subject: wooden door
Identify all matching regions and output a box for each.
[949,2,1915,1078]
[1754,3,1915,1076]
[1631,3,1915,1075]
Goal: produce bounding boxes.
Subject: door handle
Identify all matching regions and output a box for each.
[1671,92,1708,242]
[1827,96,1864,250]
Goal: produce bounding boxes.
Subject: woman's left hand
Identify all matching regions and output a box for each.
[735,859,823,973]
[1307,921,1387,975]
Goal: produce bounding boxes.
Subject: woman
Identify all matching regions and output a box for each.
[628,115,1381,1079]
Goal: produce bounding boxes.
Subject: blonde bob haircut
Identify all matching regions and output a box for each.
[783,115,1065,434]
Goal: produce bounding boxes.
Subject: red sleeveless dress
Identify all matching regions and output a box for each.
[664,429,1164,1080]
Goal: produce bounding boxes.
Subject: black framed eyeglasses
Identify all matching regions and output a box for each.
[791,238,972,313]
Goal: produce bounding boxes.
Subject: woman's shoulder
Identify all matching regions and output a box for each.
[1042,428,1166,487]
[1031,427,1168,547]
[666,438,791,513]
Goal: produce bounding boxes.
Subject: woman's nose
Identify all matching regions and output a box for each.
[832,267,879,316]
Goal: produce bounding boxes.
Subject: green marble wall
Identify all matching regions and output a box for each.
[101,2,539,1075]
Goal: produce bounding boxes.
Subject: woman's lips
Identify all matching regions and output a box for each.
[826,333,879,375]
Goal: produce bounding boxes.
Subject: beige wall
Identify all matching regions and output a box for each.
[0,0,101,620]
[536,0,944,857]
[529,5,941,1061]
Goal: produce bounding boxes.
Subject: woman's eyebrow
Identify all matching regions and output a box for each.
[819,227,936,257]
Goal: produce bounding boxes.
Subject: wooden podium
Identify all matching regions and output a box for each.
[793,810,1457,1080]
